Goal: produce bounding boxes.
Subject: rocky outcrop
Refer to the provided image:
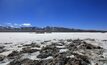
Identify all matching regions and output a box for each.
[8,53,91,65]
[0,39,106,65]
[37,45,59,59]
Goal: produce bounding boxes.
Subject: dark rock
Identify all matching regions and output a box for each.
[0,49,5,53]
[85,38,95,41]
[67,39,103,50]
[102,40,107,42]
[79,42,103,49]
[49,53,90,65]
[0,46,5,49]
[66,39,72,42]
[58,40,66,45]
[72,39,84,44]
[8,58,41,65]
[8,59,21,65]
[0,46,5,53]
[51,43,63,46]
[95,63,98,65]
[23,43,40,48]
[67,43,78,51]
[8,51,19,57]
[37,53,52,59]
[7,51,20,59]
[0,55,5,61]
[73,53,90,64]
[37,45,59,59]
[44,40,51,43]
[21,58,39,65]
[41,45,59,54]
[4,43,12,44]
[21,47,39,53]
[50,54,67,65]
[8,53,91,65]
[18,46,22,48]
[67,39,85,51]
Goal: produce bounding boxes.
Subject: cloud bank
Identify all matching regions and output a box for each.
[21,23,32,27]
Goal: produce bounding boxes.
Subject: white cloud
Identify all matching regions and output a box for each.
[4,23,32,27]
[5,23,14,27]
[14,23,18,26]
[21,23,32,27]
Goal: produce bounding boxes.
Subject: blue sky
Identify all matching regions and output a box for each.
[0,0,107,30]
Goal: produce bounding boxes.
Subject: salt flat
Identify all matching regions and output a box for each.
[0,32,107,43]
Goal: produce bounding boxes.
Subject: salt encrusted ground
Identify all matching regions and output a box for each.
[0,32,107,65]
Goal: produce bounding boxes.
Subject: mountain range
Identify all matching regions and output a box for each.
[0,26,106,32]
